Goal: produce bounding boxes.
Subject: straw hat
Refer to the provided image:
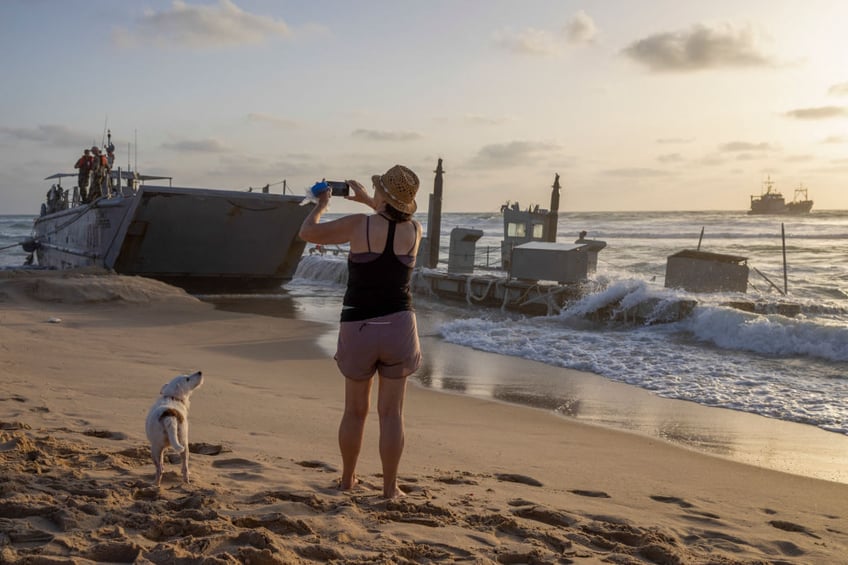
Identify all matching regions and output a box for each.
[372,165,419,214]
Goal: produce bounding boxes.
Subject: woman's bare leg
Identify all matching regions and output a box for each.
[377,376,408,499]
[339,377,372,490]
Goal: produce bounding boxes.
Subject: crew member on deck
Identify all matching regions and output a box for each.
[89,146,107,201]
[74,149,94,202]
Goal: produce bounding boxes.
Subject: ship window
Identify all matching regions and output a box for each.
[532,223,544,238]
[507,222,525,237]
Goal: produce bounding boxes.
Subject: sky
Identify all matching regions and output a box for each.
[1,0,846,214]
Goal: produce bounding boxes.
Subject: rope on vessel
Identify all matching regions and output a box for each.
[224,199,284,212]
[465,277,495,304]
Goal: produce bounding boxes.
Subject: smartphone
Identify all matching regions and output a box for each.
[326,181,349,197]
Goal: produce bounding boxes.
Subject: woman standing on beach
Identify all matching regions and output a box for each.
[299,165,422,499]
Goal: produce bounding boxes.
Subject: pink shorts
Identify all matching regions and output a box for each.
[335,310,422,381]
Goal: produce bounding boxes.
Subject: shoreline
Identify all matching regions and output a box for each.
[2,271,847,563]
[211,292,848,486]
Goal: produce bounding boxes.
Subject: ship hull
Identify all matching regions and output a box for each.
[748,202,813,215]
[33,186,311,292]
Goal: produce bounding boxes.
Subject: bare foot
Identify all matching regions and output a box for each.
[338,475,358,490]
[383,485,406,500]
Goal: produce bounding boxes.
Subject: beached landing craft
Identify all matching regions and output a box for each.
[749,176,813,215]
[407,163,696,323]
[22,137,311,292]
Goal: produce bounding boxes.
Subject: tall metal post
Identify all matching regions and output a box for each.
[546,173,561,242]
[426,158,444,268]
[781,222,788,295]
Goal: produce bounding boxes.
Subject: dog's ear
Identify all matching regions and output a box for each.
[160,384,167,394]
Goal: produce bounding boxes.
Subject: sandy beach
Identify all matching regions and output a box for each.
[1,271,846,564]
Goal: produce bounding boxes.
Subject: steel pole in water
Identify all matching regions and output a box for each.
[782,222,788,294]
[427,158,444,268]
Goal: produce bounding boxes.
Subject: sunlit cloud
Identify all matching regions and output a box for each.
[208,153,316,180]
[468,140,562,168]
[602,167,669,177]
[718,141,776,152]
[0,124,92,147]
[565,10,598,45]
[247,113,300,129]
[161,138,230,152]
[696,155,726,167]
[351,129,423,142]
[622,23,774,72]
[828,82,848,96]
[657,137,695,144]
[822,135,847,144]
[735,153,766,161]
[784,154,814,162]
[493,27,560,56]
[463,114,511,126]
[657,153,684,163]
[783,106,846,120]
[112,0,291,49]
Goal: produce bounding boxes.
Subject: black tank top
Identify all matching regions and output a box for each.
[341,218,415,322]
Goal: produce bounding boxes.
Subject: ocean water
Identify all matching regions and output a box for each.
[287,210,848,442]
[3,211,847,442]
[0,215,36,267]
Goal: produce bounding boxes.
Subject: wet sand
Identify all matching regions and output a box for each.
[1,270,846,563]
[214,292,848,485]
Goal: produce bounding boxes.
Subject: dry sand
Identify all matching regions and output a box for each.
[1,270,846,564]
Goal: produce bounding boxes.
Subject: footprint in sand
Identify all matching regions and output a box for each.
[82,429,128,440]
[769,520,820,539]
[650,494,721,522]
[0,395,27,403]
[512,505,579,528]
[0,421,30,431]
[494,473,543,487]
[296,459,337,472]
[650,495,694,508]
[569,489,611,498]
[211,457,264,480]
[435,473,479,486]
[190,442,230,456]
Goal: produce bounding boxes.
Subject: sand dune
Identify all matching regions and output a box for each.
[1,271,846,563]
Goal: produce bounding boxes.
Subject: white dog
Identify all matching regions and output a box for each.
[145,371,204,486]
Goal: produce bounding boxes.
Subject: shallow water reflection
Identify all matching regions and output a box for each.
[417,335,848,484]
[203,293,848,485]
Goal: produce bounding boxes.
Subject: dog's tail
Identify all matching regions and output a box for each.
[160,410,186,453]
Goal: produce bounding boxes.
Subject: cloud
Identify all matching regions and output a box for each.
[783,106,846,120]
[468,140,562,169]
[602,167,669,178]
[493,27,560,56]
[657,153,684,163]
[696,155,726,167]
[0,124,92,147]
[822,135,847,144]
[829,82,848,96]
[161,138,230,152]
[656,137,695,144]
[565,10,598,45]
[463,114,511,126]
[622,23,774,72]
[784,154,814,162]
[351,129,422,142]
[718,141,776,152]
[247,113,300,129]
[734,153,766,161]
[113,0,291,49]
